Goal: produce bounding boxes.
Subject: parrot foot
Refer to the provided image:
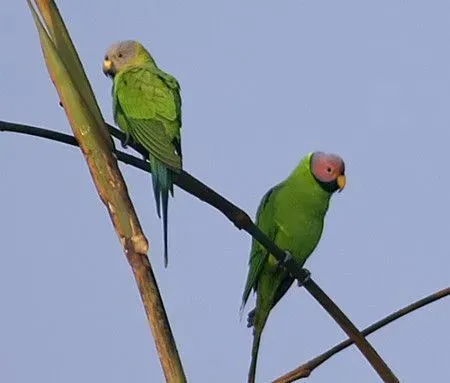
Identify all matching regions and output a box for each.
[247,308,256,328]
[280,251,293,266]
[297,269,311,287]
[121,133,131,148]
[275,251,293,273]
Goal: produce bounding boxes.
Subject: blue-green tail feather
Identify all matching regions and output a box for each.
[161,186,169,267]
[151,166,162,218]
[149,156,173,267]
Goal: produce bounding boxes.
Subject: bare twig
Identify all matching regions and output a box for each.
[1,120,398,382]
[273,287,450,383]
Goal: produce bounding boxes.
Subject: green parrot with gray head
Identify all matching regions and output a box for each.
[241,151,346,383]
[103,40,182,267]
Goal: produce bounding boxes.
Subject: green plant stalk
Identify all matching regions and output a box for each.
[26,2,186,382]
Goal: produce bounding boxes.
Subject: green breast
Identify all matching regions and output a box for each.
[273,182,330,265]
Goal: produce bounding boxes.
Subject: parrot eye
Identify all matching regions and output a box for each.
[104,55,108,60]
[118,53,123,58]
[326,167,332,173]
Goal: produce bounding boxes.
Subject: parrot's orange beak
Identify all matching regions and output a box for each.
[102,59,114,77]
[337,175,346,192]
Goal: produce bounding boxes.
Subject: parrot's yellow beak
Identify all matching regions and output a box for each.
[337,175,346,192]
[102,59,114,77]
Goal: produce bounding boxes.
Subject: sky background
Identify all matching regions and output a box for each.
[1,1,449,382]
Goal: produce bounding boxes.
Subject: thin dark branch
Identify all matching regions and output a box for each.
[1,120,398,382]
[0,121,79,146]
[273,287,449,383]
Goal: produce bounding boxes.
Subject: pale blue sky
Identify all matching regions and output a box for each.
[1,1,449,382]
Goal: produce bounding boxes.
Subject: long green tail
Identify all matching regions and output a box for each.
[248,329,262,383]
[149,156,174,267]
[248,306,269,383]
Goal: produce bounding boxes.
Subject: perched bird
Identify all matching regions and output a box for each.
[241,151,346,383]
[103,40,182,267]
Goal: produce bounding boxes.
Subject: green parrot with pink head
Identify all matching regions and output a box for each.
[103,40,182,267]
[242,151,346,383]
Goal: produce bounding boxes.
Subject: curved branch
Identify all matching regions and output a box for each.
[1,120,398,382]
[273,287,450,383]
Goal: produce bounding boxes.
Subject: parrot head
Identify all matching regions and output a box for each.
[310,152,346,193]
[102,40,156,78]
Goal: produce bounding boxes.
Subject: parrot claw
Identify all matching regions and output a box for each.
[275,251,293,273]
[121,132,131,148]
[297,268,311,287]
[280,251,293,266]
[247,308,256,328]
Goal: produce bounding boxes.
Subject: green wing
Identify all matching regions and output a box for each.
[114,66,182,170]
[241,183,283,309]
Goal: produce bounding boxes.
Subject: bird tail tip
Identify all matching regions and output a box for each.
[248,331,262,383]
